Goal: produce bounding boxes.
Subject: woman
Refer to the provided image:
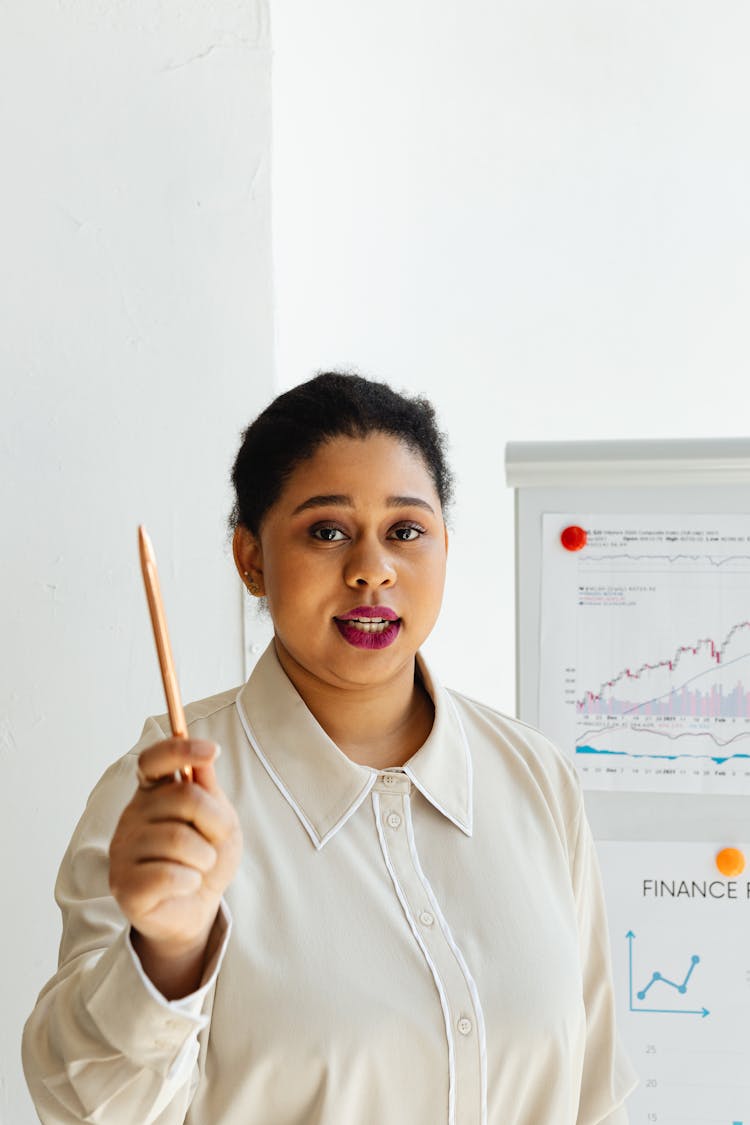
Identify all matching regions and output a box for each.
[23,372,635,1123]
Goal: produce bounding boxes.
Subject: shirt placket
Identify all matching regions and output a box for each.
[373,772,486,1125]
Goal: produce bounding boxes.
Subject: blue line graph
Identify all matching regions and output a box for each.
[626,932,709,1017]
[636,953,700,999]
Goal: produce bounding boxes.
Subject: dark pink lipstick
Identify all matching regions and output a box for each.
[334,605,401,650]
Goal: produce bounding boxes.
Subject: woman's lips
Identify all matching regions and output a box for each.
[334,606,401,649]
[337,605,399,621]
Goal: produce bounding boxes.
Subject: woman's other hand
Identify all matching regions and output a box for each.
[108,739,242,997]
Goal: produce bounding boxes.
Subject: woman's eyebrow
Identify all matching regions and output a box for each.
[292,494,352,515]
[387,495,436,515]
[291,494,436,516]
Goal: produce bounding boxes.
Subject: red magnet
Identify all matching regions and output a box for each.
[561,525,587,552]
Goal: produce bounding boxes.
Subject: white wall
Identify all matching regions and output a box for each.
[271,0,750,711]
[0,4,272,1121]
[6,2,750,1121]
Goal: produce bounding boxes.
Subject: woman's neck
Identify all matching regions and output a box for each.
[273,642,435,769]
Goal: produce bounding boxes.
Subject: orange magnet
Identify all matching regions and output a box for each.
[715,847,746,877]
[561,525,587,552]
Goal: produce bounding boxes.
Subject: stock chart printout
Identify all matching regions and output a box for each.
[597,842,750,1125]
[539,514,750,793]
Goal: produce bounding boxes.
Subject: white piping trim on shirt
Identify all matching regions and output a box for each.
[236,692,377,850]
[404,802,488,1125]
[446,690,474,836]
[403,690,474,836]
[373,792,456,1125]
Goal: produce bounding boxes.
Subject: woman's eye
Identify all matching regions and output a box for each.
[390,525,424,542]
[311,526,348,542]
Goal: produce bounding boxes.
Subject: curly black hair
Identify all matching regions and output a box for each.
[230,371,454,535]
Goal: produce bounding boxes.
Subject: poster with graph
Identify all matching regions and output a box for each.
[597,841,750,1125]
[539,514,750,793]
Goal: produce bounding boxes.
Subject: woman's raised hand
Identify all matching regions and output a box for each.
[108,739,242,998]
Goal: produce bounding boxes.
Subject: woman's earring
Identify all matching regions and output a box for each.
[243,571,262,596]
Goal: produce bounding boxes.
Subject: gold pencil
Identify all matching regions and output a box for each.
[138,525,192,782]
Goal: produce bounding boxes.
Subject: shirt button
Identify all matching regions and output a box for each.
[382,774,396,785]
[419,910,435,926]
[457,1017,473,1036]
[386,812,402,829]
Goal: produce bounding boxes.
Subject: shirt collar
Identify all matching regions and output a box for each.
[236,643,473,850]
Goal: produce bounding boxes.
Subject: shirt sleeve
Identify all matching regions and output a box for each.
[571,804,638,1125]
[22,717,231,1125]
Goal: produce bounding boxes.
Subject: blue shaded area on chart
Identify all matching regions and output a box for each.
[577,745,750,765]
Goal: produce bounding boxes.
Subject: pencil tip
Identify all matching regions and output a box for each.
[138,525,153,558]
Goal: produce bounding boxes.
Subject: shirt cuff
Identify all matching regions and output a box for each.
[125,900,233,1019]
[82,902,232,1076]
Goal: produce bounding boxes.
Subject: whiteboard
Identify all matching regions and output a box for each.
[505,438,750,843]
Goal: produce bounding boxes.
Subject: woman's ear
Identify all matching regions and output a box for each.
[232,526,266,597]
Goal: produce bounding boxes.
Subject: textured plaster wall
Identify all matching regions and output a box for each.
[0,4,272,1120]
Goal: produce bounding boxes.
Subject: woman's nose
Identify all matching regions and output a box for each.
[343,539,396,588]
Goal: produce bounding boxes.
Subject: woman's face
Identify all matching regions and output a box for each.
[235,432,449,693]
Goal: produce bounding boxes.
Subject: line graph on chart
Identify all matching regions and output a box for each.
[540,514,750,792]
[580,552,750,573]
[577,621,750,719]
[575,617,750,769]
[626,932,708,1017]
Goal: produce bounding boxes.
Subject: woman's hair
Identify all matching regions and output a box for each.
[230,371,454,535]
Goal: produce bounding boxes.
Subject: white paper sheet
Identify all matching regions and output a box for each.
[598,841,750,1125]
[539,514,750,792]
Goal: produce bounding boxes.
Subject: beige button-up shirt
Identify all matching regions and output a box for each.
[24,644,635,1124]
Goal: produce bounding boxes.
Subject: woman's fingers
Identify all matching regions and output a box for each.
[189,756,220,794]
[136,738,218,789]
[133,777,235,848]
[114,861,204,917]
[128,821,218,873]
[109,737,242,950]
